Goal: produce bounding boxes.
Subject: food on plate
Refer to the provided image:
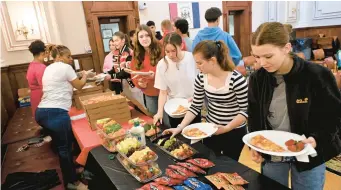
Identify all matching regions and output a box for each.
[205,173,229,189]
[183,128,207,137]
[128,147,157,164]
[143,123,161,137]
[176,162,206,174]
[165,169,187,181]
[137,182,173,190]
[157,137,195,159]
[82,95,121,105]
[121,157,161,182]
[285,139,305,152]
[154,176,183,186]
[186,158,215,169]
[219,173,248,186]
[172,105,188,115]
[249,134,285,152]
[183,177,213,190]
[168,165,197,177]
[116,137,141,156]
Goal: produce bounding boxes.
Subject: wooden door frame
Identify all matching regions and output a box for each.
[222,2,252,57]
[82,2,139,73]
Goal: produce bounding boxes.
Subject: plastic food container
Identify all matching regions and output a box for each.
[154,137,197,161]
[116,135,158,166]
[116,154,162,183]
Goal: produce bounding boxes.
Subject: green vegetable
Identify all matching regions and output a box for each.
[143,124,151,132]
[104,123,122,134]
[164,138,176,149]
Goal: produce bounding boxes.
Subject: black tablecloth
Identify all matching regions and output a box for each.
[85,137,289,190]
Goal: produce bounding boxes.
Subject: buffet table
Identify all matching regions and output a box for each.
[69,107,153,166]
[85,135,289,190]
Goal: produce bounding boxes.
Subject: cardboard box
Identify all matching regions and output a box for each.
[79,92,131,130]
[72,82,104,109]
[18,88,31,97]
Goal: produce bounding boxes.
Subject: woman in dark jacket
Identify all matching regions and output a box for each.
[248,22,341,190]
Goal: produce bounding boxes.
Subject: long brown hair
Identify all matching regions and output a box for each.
[113,31,131,49]
[193,40,235,71]
[162,32,183,71]
[133,24,162,70]
[251,22,290,47]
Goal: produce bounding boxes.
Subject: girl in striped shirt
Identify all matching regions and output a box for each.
[163,40,248,160]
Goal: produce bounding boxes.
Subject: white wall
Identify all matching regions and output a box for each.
[1,1,90,66]
[252,1,267,32]
[138,1,223,40]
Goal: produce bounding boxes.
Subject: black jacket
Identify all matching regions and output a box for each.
[248,55,341,172]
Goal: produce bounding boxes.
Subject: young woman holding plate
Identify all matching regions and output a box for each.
[248,22,341,189]
[163,40,248,161]
[153,32,200,128]
[130,25,163,115]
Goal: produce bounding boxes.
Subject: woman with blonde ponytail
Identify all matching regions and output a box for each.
[163,40,248,161]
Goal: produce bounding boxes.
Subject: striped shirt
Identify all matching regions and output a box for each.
[189,71,248,127]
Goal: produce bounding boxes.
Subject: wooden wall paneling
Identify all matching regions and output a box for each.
[1,67,16,120]
[295,25,341,44]
[72,53,95,72]
[1,95,9,135]
[90,1,134,12]
[83,2,101,74]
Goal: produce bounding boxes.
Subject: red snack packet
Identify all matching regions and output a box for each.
[165,169,188,181]
[219,173,248,186]
[154,176,183,186]
[137,182,173,190]
[177,162,206,174]
[186,158,215,168]
[168,165,197,177]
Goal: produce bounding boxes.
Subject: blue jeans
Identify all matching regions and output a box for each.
[261,161,325,190]
[144,95,158,115]
[35,108,77,185]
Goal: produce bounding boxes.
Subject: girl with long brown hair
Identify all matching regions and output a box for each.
[130,25,162,115]
[248,22,341,189]
[163,40,248,161]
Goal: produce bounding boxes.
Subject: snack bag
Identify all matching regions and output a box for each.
[186,158,215,168]
[219,173,248,186]
[154,176,183,186]
[137,182,172,190]
[205,172,229,189]
[183,177,213,190]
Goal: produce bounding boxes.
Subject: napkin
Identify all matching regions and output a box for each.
[70,113,86,121]
[295,135,317,162]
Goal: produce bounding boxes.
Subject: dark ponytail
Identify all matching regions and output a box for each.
[113,31,131,49]
[193,40,235,71]
[162,32,183,71]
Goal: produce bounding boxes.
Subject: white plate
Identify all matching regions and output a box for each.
[182,123,217,140]
[164,98,190,118]
[132,71,153,76]
[243,130,309,157]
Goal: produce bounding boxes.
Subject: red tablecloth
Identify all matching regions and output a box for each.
[69,107,153,166]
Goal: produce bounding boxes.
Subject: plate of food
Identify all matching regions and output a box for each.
[242,130,309,157]
[164,98,191,118]
[182,123,217,140]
